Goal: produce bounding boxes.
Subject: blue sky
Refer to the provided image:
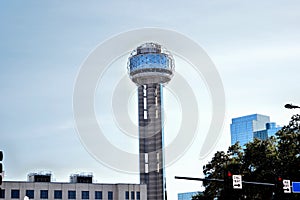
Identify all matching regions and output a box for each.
[1,1,300,199]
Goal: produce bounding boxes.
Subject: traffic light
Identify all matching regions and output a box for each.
[0,151,3,186]
[224,170,232,183]
[224,170,233,198]
[227,171,232,178]
[276,176,283,190]
[274,176,284,199]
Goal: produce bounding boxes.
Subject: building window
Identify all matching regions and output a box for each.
[95,191,102,199]
[11,189,20,199]
[136,192,140,200]
[145,153,148,163]
[108,191,113,200]
[26,190,34,199]
[125,191,129,200]
[145,163,149,173]
[131,191,135,200]
[0,189,5,199]
[82,191,89,199]
[68,190,76,199]
[54,190,62,199]
[144,98,147,109]
[40,190,48,199]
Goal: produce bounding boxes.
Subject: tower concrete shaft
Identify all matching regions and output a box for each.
[138,83,165,200]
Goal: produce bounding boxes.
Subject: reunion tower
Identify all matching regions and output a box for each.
[128,43,174,200]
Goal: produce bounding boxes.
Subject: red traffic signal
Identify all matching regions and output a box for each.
[227,171,232,177]
[278,177,282,182]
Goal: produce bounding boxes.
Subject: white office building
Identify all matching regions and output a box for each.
[0,172,147,200]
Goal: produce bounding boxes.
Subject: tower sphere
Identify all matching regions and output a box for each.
[128,42,175,85]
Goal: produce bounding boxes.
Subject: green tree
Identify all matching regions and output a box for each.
[242,137,277,199]
[202,143,243,199]
[191,192,206,200]
[275,114,300,200]
[199,114,300,200]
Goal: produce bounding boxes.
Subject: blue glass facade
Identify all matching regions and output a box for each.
[231,114,281,147]
[178,192,202,200]
[253,122,281,140]
[230,114,270,147]
[130,53,167,67]
[129,53,171,72]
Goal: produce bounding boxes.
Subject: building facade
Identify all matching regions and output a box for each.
[178,192,201,200]
[230,114,281,147]
[0,173,146,200]
[128,43,174,200]
[253,122,281,140]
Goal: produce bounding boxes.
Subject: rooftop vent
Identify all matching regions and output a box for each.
[28,171,52,182]
[70,172,93,183]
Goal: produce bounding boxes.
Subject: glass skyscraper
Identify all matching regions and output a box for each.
[230,114,281,147]
[178,192,202,200]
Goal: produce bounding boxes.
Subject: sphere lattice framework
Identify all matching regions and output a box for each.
[128,42,174,85]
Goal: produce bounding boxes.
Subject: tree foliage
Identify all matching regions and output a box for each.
[196,114,300,200]
[191,192,206,200]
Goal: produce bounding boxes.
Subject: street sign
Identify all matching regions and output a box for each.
[233,175,242,189]
[283,179,291,193]
[292,182,300,193]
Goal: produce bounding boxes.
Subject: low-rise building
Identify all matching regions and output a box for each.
[0,172,146,200]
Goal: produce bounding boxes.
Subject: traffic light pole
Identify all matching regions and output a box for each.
[175,176,275,187]
[0,151,3,190]
[175,176,224,183]
[175,176,278,199]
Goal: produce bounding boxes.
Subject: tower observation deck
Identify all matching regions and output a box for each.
[128,43,174,200]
